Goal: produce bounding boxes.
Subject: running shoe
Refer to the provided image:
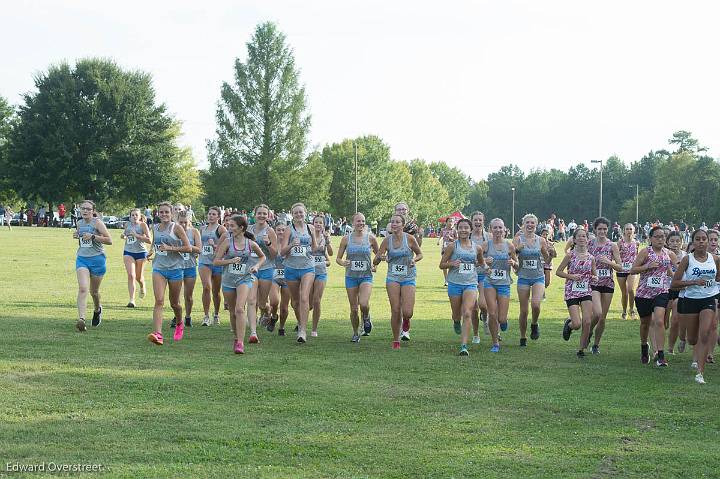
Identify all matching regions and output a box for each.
[621,312,627,320]
[212,314,219,326]
[591,345,600,355]
[695,373,705,384]
[562,318,572,341]
[278,328,286,336]
[520,338,527,347]
[76,318,87,332]
[139,286,146,299]
[294,325,299,332]
[127,302,136,308]
[267,314,278,332]
[259,313,269,328]
[530,323,540,340]
[444,282,448,287]
[234,340,244,354]
[185,317,192,328]
[311,331,318,337]
[641,344,650,365]
[678,340,686,353]
[500,321,508,332]
[173,322,184,341]
[630,311,636,320]
[691,361,698,370]
[170,318,177,329]
[459,344,469,356]
[577,350,585,358]
[656,358,669,367]
[400,330,410,341]
[707,355,715,364]
[362,315,373,335]
[202,316,210,327]
[91,306,103,327]
[490,344,500,353]
[453,320,461,335]
[351,334,360,343]
[248,334,259,344]
[297,331,306,343]
[148,331,164,345]
[392,341,401,350]
[472,336,481,345]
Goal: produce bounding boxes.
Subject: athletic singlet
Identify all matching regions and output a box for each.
[123,222,146,253]
[199,224,221,265]
[312,234,329,276]
[636,247,672,298]
[153,222,183,271]
[681,253,719,299]
[285,223,314,270]
[486,240,512,286]
[446,240,478,286]
[181,228,197,269]
[221,236,255,288]
[517,234,544,279]
[563,251,593,300]
[386,232,416,282]
[589,239,615,287]
[617,238,638,273]
[273,254,286,285]
[345,233,373,278]
[76,218,104,257]
[248,223,274,271]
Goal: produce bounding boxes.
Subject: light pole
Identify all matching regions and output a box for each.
[511,186,516,236]
[591,159,603,218]
[354,142,358,213]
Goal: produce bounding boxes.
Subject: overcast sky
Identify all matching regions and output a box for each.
[2,0,718,180]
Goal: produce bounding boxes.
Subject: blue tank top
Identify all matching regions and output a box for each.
[153,222,183,271]
[386,233,416,282]
[221,236,255,287]
[123,222,146,253]
[517,234,544,279]
[346,233,373,278]
[447,240,478,286]
[248,223,274,271]
[181,228,197,269]
[486,240,512,286]
[285,223,314,270]
[199,224,221,265]
[76,218,104,257]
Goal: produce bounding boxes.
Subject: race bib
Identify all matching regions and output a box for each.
[704,279,716,288]
[291,245,306,257]
[392,264,407,276]
[459,262,476,274]
[350,260,368,272]
[230,262,247,275]
[572,280,589,293]
[126,235,136,245]
[522,259,538,269]
[647,276,663,288]
[154,244,167,256]
[622,262,632,271]
[80,238,93,248]
[597,269,611,278]
[314,255,324,264]
[202,245,213,256]
[274,268,285,278]
[490,269,507,281]
[181,252,190,261]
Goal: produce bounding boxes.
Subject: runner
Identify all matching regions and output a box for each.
[470,211,491,344]
[671,229,720,384]
[666,231,687,354]
[707,229,720,363]
[336,212,379,342]
[616,223,640,320]
[177,211,201,328]
[198,207,227,326]
[630,226,676,366]
[388,202,423,338]
[120,208,150,308]
[310,214,333,337]
[280,202,317,343]
[540,227,557,290]
[557,227,596,357]
[247,204,277,332]
[213,214,265,353]
[74,200,113,331]
[438,217,457,286]
[268,223,291,335]
[374,213,423,349]
[513,214,551,347]
[147,202,192,345]
[482,218,518,353]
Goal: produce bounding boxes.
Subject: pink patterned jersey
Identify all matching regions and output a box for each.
[636,247,672,298]
[564,251,594,300]
[617,238,639,273]
[589,239,615,287]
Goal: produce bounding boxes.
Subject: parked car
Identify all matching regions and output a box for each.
[10,214,26,226]
[62,217,73,228]
[102,216,122,229]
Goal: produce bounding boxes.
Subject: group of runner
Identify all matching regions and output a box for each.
[71,199,720,384]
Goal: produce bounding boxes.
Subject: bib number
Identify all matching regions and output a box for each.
[647,276,663,288]
[291,245,306,257]
[80,238,92,248]
[350,260,368,272]
[392,264,407,276]
[181,252,190,261]
[314,255,324,264]
[126,235,136,245]
[230,262,247,275]
[202,245,214,256]
[705,280,716,288]
[522,259,538,269]
[274,268,285,278]
[597,269,611,278]
[459,262,476,274]
[572,280,589,293]
[490,269,507,281]
[622,262,632,271]
[154,244,167,256]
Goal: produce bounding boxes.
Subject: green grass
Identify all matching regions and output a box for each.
[1,227,719,478]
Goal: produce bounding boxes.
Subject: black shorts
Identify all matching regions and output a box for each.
[668,290,680,300]
[566,296,592,308]
[591,285,615,294]
[678,297,717,315]
[635,294,669,318]
[616,272,634,278]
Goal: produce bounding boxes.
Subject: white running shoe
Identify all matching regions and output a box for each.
[472,336,481,344]
[695,373,705,384]
[212,314,219,326]
[202,316,210,327]
[400,330,410,341]
[691,361,698,370]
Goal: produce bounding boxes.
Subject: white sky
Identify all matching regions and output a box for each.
[2,0,719,180]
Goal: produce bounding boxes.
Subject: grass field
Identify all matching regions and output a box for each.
[1,227,719,478]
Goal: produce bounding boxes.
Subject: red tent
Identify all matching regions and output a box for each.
[438,211,465,223]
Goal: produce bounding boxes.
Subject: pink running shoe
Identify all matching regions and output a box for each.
[248,334,259,344]
[234,340,245,354]
[173,322,184,341]
[148,331,164,345]
[392,341,401,350]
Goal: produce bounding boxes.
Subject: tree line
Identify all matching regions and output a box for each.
[1,22,718,228]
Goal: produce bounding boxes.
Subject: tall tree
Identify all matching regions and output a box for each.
[7,58,194,207]
[407,160,451,226]
[428,162,471,212]
[0,95,19,205]
[669,130,707,154]
[206,22,311,209]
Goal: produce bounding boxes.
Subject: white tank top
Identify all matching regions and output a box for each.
[681,253,719,299]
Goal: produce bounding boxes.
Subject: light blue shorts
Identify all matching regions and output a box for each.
[386,279,416,287]
[200,263,223,276]
[285,267,315,282]
[76,255,107,277]
[182,267,197,279]
[448,282,478,297]
[256,268,274,281]
[154,268,183,282]
[477,272,486,283]
[315,273,328,282]
[483,279,511,298]
[517,276,545,289]
[222,277,256,292]
[345,276,373,289]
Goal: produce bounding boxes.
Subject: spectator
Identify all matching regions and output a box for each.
[58,203,66,227]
